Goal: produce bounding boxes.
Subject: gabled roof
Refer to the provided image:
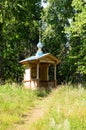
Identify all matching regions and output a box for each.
[20,53,60,64]
[20,41,60,65]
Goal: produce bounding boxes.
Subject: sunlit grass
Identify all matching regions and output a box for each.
[0,83,39,130]
[29,85,86,130]
[0,84,86,130]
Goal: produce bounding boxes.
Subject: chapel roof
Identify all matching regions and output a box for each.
[20,41,60,64]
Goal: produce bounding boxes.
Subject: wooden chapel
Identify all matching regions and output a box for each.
[20,41,60,89]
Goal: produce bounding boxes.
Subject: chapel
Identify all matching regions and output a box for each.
[20,41,60,89]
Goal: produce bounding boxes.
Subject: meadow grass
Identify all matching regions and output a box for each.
[0,83,42,130]
[29,85,86,130]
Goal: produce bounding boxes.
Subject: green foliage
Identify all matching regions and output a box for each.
[41,0,76,83]
[41,0,86,83]
[0,0,42,82]
[64,0,86,82]
[42,0,73,58]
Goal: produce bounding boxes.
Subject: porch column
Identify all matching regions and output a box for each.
[37,61,39,87]
[54,63,57,87]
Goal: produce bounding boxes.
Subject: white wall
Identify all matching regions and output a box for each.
[24,67,31,81]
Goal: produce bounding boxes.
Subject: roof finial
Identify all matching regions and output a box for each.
[35,20,44,57]
[37,41,43,49]
[36,41,43,57]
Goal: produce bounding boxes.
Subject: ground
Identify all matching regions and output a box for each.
[10,95,50,130]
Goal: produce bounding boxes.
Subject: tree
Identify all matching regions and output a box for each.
[41,0,74,83]
[0,0,42,82]
[65,0,86,83]
[0,1,4,81]
[42,0,73,56]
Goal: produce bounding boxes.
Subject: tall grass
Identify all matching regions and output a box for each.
[29,85,86,130]
[0,83,39,130]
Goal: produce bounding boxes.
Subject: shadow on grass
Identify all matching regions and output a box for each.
[36,87,52,97]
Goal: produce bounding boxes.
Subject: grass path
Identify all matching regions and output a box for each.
[9,93,52,130]
[12,106,45,130]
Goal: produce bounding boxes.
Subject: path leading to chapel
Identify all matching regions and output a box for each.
[9,93,52,130]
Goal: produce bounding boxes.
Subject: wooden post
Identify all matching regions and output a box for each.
[37,61,39,87]
[47,64,50,87]
[54,63,57,87]
[47,64,49,80]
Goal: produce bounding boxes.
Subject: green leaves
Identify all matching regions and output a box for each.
[42,0,86,83]
[64,0,86,82]
[0,0,41,82]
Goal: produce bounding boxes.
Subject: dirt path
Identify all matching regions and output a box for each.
[13,107,45,130]
[11,97,49,130]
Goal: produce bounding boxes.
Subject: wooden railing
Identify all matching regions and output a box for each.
[23,79,57,88]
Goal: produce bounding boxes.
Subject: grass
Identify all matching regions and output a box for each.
[0,83,86,130]
[29,85,86,130]
[0,83,42,130]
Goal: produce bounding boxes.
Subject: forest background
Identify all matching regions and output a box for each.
[0,0,86,85]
